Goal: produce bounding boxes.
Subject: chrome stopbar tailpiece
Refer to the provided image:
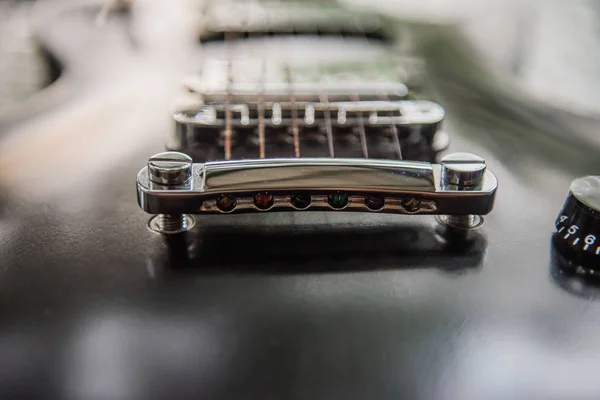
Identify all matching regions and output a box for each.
[137,152,497,234]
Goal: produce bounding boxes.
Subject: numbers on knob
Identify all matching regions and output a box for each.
[585,235,596,245]
[554,176,600,269]
[583,234,597,252]
[562,224,580,239]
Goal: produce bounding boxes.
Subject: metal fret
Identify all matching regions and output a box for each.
[286,66,301,157]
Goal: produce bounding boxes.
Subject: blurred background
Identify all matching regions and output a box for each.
[2,0,600,186]
[3,0,597,116]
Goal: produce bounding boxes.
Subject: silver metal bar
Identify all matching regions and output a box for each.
[202,158,434,192]
[137,157,498,216]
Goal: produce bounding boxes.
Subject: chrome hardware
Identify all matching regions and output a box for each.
[440,152,486,187]
[147,152,193,185]
[148,214,194,235]
[146,152,195,233]
[137,153,497,230]
[171,99,446,162]
[174,100,442,130]
[437,152,488,235]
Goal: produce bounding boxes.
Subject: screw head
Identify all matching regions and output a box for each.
[365,195,385,211]
[254,192,275,210]
[441,152,486,187]
[291,193,311,209]
[401,196,422,213]
[328,192,348,209]
[216,195,237,212]
[148,152,193,185]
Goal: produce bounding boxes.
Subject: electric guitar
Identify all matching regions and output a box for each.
[0,1,599,399]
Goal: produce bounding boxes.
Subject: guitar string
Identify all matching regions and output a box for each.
[286,12,300,157]
[224,31,234,160]
[245,9,267,159]
[258,55,266,158]
[318,64,335,158]
[222,19,407,161]
[389,97,403,160]
[381,91,403,160]
[353,28,371,159]
[386,56,404,160]
[285,65,301,157]
[390,57,405,160]
[350,93,369,158]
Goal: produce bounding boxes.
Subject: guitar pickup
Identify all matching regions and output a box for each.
[137,153,497,233]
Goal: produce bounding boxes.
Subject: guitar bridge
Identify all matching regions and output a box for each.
[137,153,497,234]
[143,72,495,234]
[169,82,447,162]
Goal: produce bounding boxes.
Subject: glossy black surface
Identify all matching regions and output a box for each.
[1,110,598,400]
[2,3,600,400]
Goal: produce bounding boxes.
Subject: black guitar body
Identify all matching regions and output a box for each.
[1,2,599,399]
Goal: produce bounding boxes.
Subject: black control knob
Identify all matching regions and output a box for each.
[554,176,600,273]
